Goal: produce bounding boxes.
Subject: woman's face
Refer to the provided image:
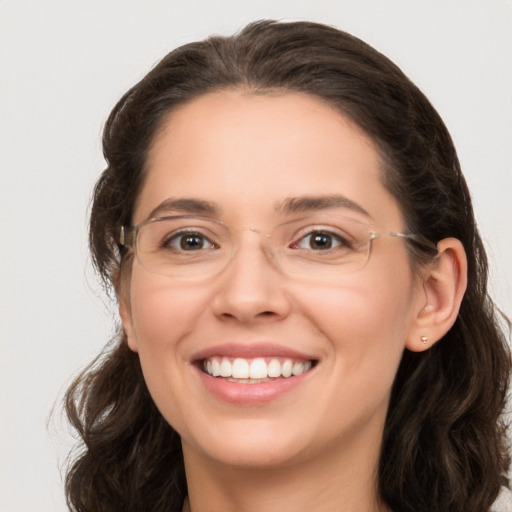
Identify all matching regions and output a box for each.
[121,90,426,470]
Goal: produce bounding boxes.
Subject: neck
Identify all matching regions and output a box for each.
[182,432,390,512]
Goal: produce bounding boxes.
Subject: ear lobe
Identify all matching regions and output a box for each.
[406,238,468,352]
[117,267,139,354]
[119,297,138,353]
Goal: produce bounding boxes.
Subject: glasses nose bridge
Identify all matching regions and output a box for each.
[227,225,277,272]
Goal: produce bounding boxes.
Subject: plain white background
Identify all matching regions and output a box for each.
[1,1,510,511]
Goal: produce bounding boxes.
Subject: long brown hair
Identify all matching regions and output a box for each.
[65,20,510,512]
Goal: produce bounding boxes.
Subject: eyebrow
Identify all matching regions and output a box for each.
[277,194,372,218]
[147,198,220,220]
[145,194,371,222]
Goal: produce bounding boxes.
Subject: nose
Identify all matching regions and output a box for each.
[211,230,292,324]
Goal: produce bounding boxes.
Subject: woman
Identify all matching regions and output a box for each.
[64,20,510,512]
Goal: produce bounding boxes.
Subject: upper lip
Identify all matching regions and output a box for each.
[191,342,318,362]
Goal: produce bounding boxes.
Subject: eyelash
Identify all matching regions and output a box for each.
[290,229,353,251]
[162,230,217,251]
[161,227,353,253]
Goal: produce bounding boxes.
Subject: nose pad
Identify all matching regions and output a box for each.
[211,229,291,323]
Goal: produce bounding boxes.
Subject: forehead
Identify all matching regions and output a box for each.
[135,90,402,227]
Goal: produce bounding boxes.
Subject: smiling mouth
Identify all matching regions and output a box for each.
[201,356,316,383]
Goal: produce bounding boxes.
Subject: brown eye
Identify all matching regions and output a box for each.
[294,231,346,251]
[309,232,333,249]
[164,232,216,251]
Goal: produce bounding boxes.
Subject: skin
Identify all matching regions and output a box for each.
[120,90,467,512]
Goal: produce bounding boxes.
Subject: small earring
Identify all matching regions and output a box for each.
[420,336,428,345]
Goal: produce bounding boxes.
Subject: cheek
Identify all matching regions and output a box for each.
[305,270,413,341]
[298,265,415,385]
[126,272,210,422]
[129,272,208,348]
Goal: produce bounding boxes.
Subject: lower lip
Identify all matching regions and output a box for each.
[194,366,314,405]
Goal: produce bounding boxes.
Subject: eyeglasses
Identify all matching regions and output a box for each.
[118,214,437,280]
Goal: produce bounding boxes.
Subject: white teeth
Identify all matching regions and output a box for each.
[281,360,293,378]
[267,358,281,378]
[292,362,304,376]
[220,358,231,377]
[232,358,249,379]
[249,358,267,379]
[211,358,221,377]
[203,356,313,380]
[292,361,312,375]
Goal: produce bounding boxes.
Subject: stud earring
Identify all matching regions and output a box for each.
[420,336,428,344]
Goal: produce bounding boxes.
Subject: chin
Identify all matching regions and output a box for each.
[181,416,316,469]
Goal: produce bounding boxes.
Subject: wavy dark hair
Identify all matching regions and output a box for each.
[64,20,510,512]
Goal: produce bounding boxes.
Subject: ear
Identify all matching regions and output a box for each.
[405,238,468,352]
[119,297,139,353]
[116,267,139,354]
